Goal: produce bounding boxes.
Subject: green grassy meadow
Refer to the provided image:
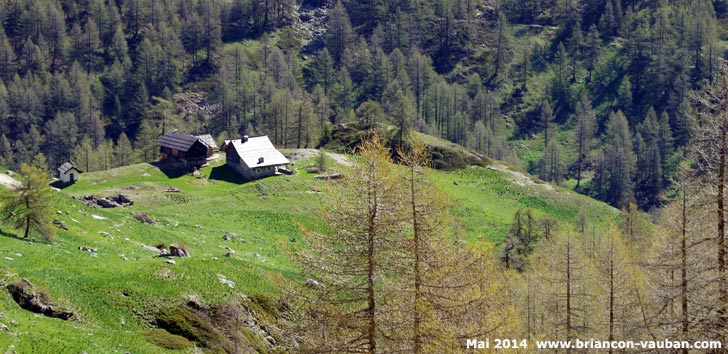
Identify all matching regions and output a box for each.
[0,155,618,353]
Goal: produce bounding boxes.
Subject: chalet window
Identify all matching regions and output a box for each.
[172,149,179,155]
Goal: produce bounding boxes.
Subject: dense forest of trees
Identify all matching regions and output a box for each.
[0,0,724,209]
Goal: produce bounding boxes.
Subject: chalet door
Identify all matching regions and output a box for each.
[70,173,74,181]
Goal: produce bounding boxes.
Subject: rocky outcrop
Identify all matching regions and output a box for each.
[296,0,330,54]
[78,194,134,208]
[169,243,190,258]
[304,279,324,289]
[314,173,343,180]
[153,294,291,353]
[6,279,74,320]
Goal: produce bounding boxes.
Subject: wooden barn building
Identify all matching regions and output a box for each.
[158,131,211,167]
[195,134,218,157]
[225,135,290,180]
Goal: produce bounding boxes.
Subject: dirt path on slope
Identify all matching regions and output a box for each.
[486,163,554,191]
[0,173,21,190]
[286,149,353,167]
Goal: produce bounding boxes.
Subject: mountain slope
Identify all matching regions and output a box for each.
[0,151,618,353]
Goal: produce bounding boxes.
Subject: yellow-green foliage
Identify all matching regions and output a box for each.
[156,306,227,350]
[144,329,193,350]
[249,294,281,320]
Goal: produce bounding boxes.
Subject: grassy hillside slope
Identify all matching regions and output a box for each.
[0,153,617,353]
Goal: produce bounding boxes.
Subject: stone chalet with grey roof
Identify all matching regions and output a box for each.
[225,135,290,180]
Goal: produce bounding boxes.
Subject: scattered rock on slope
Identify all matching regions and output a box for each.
[169,243,190,257]
[304,279,324,289]
[222,232,238,241]
[53,219,69,230]
[132,213,155,224]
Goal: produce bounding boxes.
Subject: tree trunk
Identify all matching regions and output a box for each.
[297,102,303,149]
[23,193,30,238]
[367,178,378,354]
[608,234,615,354]
[681,179,688,354]
[410,161,422,354]
[566,233,572,354]
[718,116,727,352]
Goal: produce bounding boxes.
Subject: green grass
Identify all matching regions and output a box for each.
[436,165,618,243]
[0,153,619,353]
[0,160,326,353]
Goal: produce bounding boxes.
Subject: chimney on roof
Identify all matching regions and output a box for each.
[243,135,249,143]
[258,157,264,164]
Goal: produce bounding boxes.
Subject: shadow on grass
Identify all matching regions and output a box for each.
[151,161,190,179]
[50,180,70,190]
[209,165,247,184]
[0,228,52,244]
[0,227,21,240]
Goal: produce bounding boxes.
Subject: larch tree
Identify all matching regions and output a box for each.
[635,108,664,208]
[595,110,635,208]
[326,0,354,65]
[492,11,513,86]
[583,25,601,82]
[539,139,563,184]
[295,97,316,148]
[292,136,403,353]
[595,226,648,351]
[44,112,78,168]
[648,162,717,351]
[657,111,674,180]
[0,28,17,81]
[392,138,517,352]
[690,67,728,347]
[199,0,222,65]
[501,209,560,273]
[529,230,594,352]
[573,92,595,189]
[135,120,160,162]
[72,136,95,173]
[618,202,651,256]
[114,132,134,167]
[393,90,415,148]
[1,154,55,242]
[539,100,554,149]
[0,133,13,168]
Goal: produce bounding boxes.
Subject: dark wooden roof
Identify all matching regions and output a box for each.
[58,162,81,174]
[158,131,202,151]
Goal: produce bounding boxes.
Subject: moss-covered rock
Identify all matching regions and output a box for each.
[156,305,229,352]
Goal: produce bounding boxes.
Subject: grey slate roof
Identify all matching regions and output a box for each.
[195,134,218,149]
[229,136,290,168]
[158,131,203,151]
[58,162,80,174]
